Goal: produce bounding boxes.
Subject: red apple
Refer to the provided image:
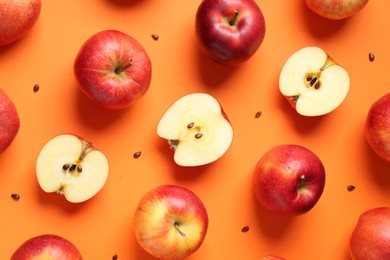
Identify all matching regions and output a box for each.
[253,144,326,216]
[349,207,390,259]
[0,88,20,153]
[74,30,152,109]
[11,234,82,259]
[0,0,41,46]
[134,185,209,260]
[305,0,369,20]
[195,0,266,66]
[260,256,286,260]
[365,92,390,162]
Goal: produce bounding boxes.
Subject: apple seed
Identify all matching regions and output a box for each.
[369,52,375,62]
[151,34,159,41]
[195,133,203,139]
[11,193,20,201]
[112,255,118,260]
[306,75,320,89]
[133,151,142,158]
[347,185,356,191]
[187,122,195,129]
[33,84,40,92]
[62,164,70,170]
[241,226,249,232]
[255,111,262,118]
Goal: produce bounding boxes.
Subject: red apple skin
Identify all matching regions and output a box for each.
[195,0,266,66]
[305,0,369,20]
[134,185,208,260]
[0,89,20,153]
[253,144,326,216]
[11,234,83,260]
[366,92,390,162]
[74,30,152,109]
[0,0,41,46]
[260,255,286,260]
[349,207,390,260]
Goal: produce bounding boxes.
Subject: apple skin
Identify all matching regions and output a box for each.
[195,0,266,66]
[0,89,20,153]
[0,0,41,46]
[349,207,390,260]
[305,0,369,20]
[365,92,390,162]
[253,144,326,216]
[74,30,152,109]
[11,234,83,260]
[134,184,208,260]
[260,256,286,260]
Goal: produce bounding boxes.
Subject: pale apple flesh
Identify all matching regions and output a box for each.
[134,185,208,260]
[305,0,369,20]
[157,93,233,166]
[36,134,109,203]
[279,46,350,116]
[0,89,20,153]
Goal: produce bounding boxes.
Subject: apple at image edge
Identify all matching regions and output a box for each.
[157,93,234,167]
[74,30,152,110]
[305,0,369,20]
[0,88,20,153]
[36,134,109,203]
[134,184,209,260]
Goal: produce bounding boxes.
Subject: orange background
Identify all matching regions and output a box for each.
[1,0,390,259]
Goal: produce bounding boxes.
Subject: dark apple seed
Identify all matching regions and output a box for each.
[255,111,262,118]
[187,122,195,128]
[151,34,159,41]
[369,52,375,62]
[11,193,20,201]
[69,164,77,172]
[195,133,203,139]
[133,151,142,159]
[33,84,40,92]
[77,164,83,173]
[62,164,70,171]
[241,226,249,232]
[112,255,118,260]
[347,185,356,191]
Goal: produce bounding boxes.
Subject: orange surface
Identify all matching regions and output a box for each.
[1,1,390,259]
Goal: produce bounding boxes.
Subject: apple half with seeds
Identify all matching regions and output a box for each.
[157,93,233,167]
[36,134,109,203]
[279,46,350,116]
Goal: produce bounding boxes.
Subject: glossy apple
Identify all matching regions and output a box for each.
[253,144,326,216]
[11,234,82,260]
[349,207,390,259]
[0,89,20,153]
[305,0,369,20]
[195,0,266,65]
[157,93,233,166]
[134,185,209,260]
[0,0,41,46]
[36,134,109,203]
[365,92,390,161]
[74,30,152,109]
[279,46,350,116]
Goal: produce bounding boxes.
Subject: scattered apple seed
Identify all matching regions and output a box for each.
[255,111,262,118]
[11,193,20,201]
[347,185,356,191]
[369,52,375,62]
[133,151,142,159]
[33,84,40,92]
[151,34,159,41]
[241,226,249,232]
[112,255,118,260]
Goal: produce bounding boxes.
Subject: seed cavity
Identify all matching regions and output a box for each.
[306,75,320,89]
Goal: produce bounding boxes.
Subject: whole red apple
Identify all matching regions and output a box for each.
[134,185,209,260]
[305,0,369,20]
[0,0,41,46]
[195,0,266,66]
[11,234,83,259]
[74,30,152,109]
[253,144,326,216]
[349,207,390,259]
[365,92,390,162]
[0,88,20,153]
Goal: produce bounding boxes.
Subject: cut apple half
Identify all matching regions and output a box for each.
[279,46,350,116]
[157,93,233,166]
[36,134,109,203]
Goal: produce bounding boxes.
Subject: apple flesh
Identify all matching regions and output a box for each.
[305,0,369,20]
[11,234,82,260]
[279,46,350,116]
[36,134,109,203]
[74,30,152,109]
[195,0,266,65]
[349,207,390,259]
[0,88,20,153]
[0,0,41,46]
[365,92,390,162]
[134,185,209,260]
[253,144,326,216]
[157,93,233,167]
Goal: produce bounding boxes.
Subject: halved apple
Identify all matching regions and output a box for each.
[279,46,350,116]
[36,134,109,203]
[157,93,233,166]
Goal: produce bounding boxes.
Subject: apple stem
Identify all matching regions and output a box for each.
[80,141,93,160]
[174,223,186,237]
[298,175,306,189]
[115,58,133,74]
[229,10,239,26]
